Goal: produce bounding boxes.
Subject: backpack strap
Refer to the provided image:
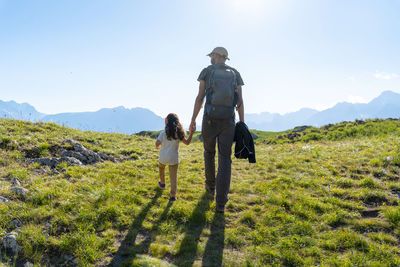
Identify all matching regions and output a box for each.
[205,65,216,105]
[228,68,239,107]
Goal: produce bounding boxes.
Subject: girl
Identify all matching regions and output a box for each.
[155,113,194,201]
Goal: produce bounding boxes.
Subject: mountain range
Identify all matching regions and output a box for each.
[246,90,400,131]
[1,90,399,133]
[0,101,164,134]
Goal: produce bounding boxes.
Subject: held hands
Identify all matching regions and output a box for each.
[155,140,161,150]
[189,121,196,134]
[183,122,196,146]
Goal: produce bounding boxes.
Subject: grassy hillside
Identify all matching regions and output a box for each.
[261,119,400,144]
[1,118,400,266]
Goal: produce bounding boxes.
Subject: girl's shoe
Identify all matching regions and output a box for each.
[169,196,176,202]
[158,181,166,190]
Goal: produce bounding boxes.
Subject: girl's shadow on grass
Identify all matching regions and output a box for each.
[109,191,224,267]
[173,192,211,266]
[108,187,164,267]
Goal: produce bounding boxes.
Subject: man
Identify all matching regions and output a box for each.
[190,47,244,213]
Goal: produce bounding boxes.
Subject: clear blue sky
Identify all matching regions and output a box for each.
[1,0,399,125]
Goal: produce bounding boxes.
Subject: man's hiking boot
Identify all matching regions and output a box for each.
[205,186,215,200]
[216,204,225,213]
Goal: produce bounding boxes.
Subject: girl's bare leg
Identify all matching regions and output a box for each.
[169,164,178,197]
[159,163,166,184]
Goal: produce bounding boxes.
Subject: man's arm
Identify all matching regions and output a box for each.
[190,80,206,131]
[236,85,244,122]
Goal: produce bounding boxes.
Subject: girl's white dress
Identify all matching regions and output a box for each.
[157,131,180,165]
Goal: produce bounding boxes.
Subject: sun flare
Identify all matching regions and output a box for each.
[222,0,288,23]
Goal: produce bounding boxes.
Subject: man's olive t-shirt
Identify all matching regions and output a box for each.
[197,63,244,89]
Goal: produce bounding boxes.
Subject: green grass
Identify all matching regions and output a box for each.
[262,118,400,144]
[0,118,400,266]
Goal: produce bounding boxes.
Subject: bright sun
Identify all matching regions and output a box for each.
[224,0,287,22]
[231,0,265,13]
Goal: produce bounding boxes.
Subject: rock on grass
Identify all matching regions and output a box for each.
[9,187,29,197]
[1,232,21,253]
[0,196,10,203]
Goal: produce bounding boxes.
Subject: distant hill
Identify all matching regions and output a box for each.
[0,100,44,121]
[246,90,400,131]
[0,101,164,134]
[42,106,164,134]
[246,108,319,131]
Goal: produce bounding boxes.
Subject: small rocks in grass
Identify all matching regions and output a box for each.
[28,156,83,168]
[61,150,87,163]
[27,139,116,169]
[64,255,74,261]
[385,156,394,162]
[60,156,83,166]
[9,187,28,197]
[8,219,22,229]
[0,196,10,204]
[33,168,50,175]
[1,232,21,253]
[24,262,34,267]
[66,139,101,164]
[63,254,78,266]
[11,178,21,186]
[45,221,52,231]
[98,152,116,162]
[28,157,59,168]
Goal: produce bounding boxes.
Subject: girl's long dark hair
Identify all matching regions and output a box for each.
[165,113,185,141]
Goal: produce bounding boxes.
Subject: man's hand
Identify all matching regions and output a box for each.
[190,121,196,133]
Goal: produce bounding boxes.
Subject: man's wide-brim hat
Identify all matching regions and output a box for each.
[207,47,230,60]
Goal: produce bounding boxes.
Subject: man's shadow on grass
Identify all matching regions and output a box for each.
[173,192,211,266]
[202,211,225,266]
[109,187,165,267]
[109,190,224,267]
